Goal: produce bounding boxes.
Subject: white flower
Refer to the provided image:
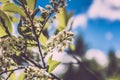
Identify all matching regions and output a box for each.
[47,30,74,52]
[24,66,47,80]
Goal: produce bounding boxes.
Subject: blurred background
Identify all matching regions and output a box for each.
[35,0,120,80]
[2,0,119,80]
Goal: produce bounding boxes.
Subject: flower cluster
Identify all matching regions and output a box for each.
[0,36,17,57]
[39,0,67,14]
[47,30,74,52]
[49,0,67,13]
[16,36,26,50]
[38,0,67,24]
[0,36,25,68]
[0,56,14,68]
[0,36,25,57]
[24,66,47,80]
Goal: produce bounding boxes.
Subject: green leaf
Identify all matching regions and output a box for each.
[47,55,60,73]
[0,10,12,37]
[1,3,26,17]
[0,0,9,3]
[43,22,50,30]
[56,8,67,31]
[9,72,16,80]
[17,72,25,80]
[26,0,37,10]
[0,23,7,37]
[9,15,19,23]
[8,67,16,80]
[39,33,48,47]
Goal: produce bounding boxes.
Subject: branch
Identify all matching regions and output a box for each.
[31,8,40,19]
[6,71,14,80]
[21,2,46,68]
[0,67,25,75]
[21,53,42,68]
[37,13,52,38]
[50,73,61,80]
[72,55,99,80]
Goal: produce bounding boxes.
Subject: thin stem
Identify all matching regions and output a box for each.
[6,71,14,80]
[37,13,52,38]
[31,8,40,19]
[21,53,42,68]
[21,2,46,68]
[0,67,25,75]
[72,55,99,80]
[22,38,42,68]
[50,73,61,80]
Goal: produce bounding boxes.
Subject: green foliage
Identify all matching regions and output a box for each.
[39,33,48,47]
[56,8,67,31]
[56,8,74,31]
[47,55,60,73]
[26,0,37,10]
[0,0,74,80]
[1,3,26,17]
[9,15,19,23]
[9,72,16,80]
[8,67,16,80]
[0,23,7,37]
[0,0,9,3]
[0,10,12,37]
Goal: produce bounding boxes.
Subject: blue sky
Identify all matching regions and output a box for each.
[36,0,120,54]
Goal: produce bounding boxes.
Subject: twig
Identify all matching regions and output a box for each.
[31,8,40,19]
[21,1,46,68]
[21,53,42,68]
[37,13,52,38]
[50,73,61,80]
[72,55,99,80]
[0,67,25,75]
[5,71,14,80]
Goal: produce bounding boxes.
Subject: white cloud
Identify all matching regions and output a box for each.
[87,0,120,21]
[72,14,88,29]
[105,32,113,40]
[105,0,120,8]
[85,49,108,67]
[70,0,120,29]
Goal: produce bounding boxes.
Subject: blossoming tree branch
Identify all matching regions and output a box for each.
[0,0,74,80]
